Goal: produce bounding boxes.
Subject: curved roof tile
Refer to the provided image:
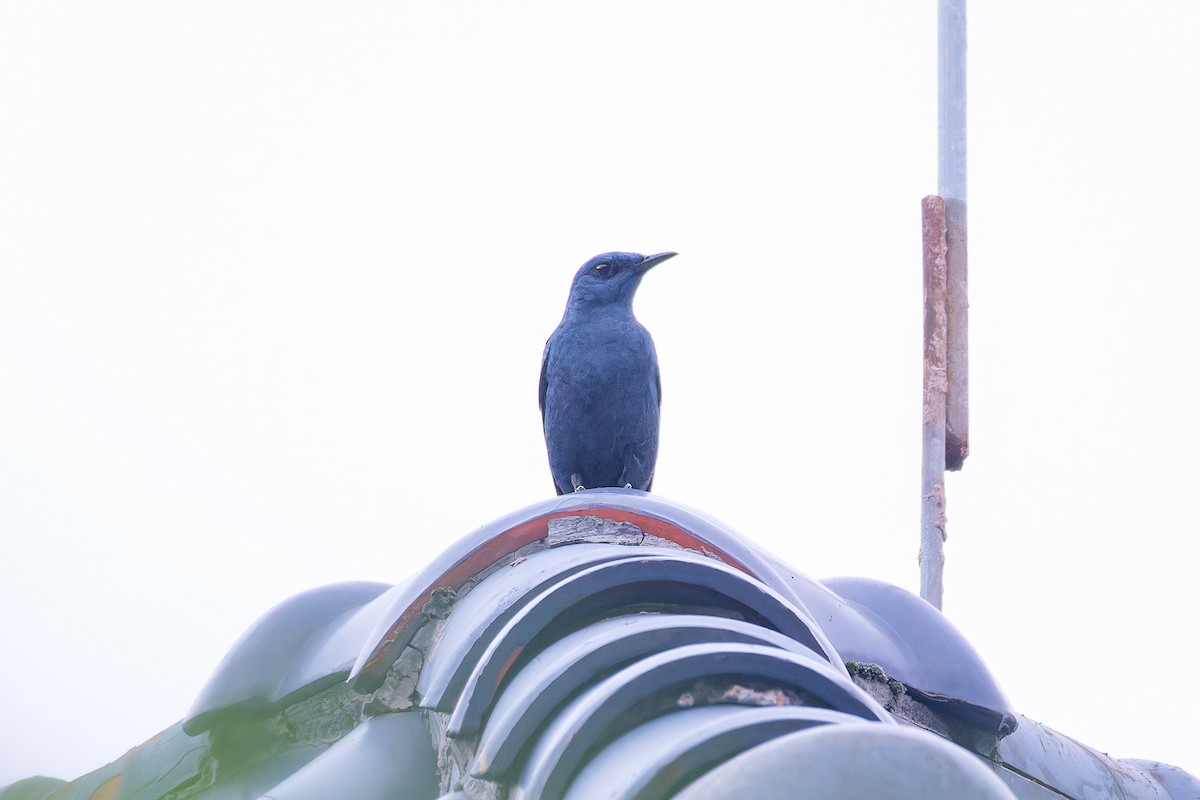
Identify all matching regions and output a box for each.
[184,581,392,734]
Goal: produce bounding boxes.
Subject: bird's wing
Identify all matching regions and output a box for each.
[539,336,564,495]
[539,337,552,420]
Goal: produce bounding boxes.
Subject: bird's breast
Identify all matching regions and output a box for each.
[546,318,657,401]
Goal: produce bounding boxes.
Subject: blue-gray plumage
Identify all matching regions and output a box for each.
[540,251,677,495]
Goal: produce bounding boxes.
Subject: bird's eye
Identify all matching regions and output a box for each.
[593,263,616,278]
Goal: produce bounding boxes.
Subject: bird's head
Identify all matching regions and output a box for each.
[565,251,677,311]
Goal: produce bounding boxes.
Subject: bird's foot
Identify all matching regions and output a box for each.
[574,485,585,492]
[624,483,632,489]
[571,473,585,492]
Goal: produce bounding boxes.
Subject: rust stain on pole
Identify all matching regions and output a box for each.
[921,195,948,610]
[944,198,969,470]
[922,197,949,423]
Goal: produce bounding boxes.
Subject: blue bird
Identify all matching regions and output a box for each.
[540,251,677,495]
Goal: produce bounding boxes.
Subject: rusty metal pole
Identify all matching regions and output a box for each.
[921,0,967,610]
[921,196,948,610]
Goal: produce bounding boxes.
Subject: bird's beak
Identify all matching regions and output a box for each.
[635,252,678,274]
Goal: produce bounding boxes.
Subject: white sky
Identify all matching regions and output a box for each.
[2,1,1198,787]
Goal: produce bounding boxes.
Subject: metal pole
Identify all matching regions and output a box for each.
[921,0,967,610]
[921,196,948,610]
[938,0,966,201]
[939,0,969,471]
